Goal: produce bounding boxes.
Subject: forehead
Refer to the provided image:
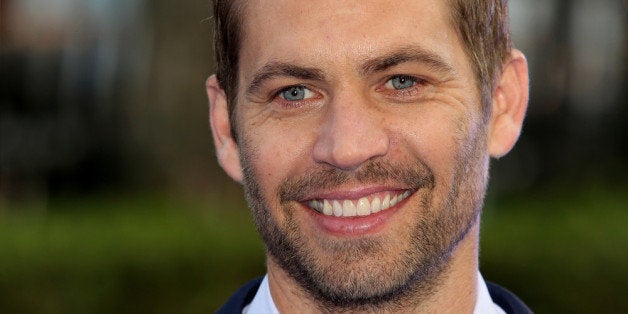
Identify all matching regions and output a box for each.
[238,0,464,82]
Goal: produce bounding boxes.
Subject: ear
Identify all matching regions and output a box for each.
[207,75,243,182]
[488,49,529,158]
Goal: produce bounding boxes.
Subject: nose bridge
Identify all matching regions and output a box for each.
[313,86,390,170]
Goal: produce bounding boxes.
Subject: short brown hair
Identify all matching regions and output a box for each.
[212,0,245,123]
[448,0,512,121]
[211,0,512,122]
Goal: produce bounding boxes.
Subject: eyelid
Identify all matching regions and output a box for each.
[277,85,316,100]
[384,74,425,86]
[374,74,431,101]
[271,84,324,110]
[378,74,427,91]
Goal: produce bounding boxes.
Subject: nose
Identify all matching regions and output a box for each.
[312,88,390,170]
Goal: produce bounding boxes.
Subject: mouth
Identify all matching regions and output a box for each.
[306,189,413,218]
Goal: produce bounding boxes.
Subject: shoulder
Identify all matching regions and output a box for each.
[486,282,533,314]
[215,277,264,314]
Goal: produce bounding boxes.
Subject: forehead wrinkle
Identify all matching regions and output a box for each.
[359,46,457,77]
[246,61,326,96]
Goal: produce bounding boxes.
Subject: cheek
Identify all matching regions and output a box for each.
[242,120,317,200]
[397,110,453,154]
[393,105,472,186]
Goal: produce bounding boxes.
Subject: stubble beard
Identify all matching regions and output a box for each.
[239,131,488,312]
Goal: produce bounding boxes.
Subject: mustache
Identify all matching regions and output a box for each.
[279,159,435,202]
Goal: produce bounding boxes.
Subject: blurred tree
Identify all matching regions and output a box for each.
[491,0,627,193]
[0,0,151,202]
[1,0,626,205]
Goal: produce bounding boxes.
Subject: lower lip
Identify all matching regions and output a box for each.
[305,198,408,237]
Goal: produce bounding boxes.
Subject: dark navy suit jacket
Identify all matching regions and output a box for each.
[216,277,532,314]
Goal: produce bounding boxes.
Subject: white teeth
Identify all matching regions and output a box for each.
[343,200,357,217]
[333,200,343,217]
[356,197,370,216]
[382,194,390,209]
[371,197,381,213]
[323,199,333,215]
[390,194,398,206]
[307,190,412,217]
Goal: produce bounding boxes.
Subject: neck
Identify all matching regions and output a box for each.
[266,223,481,313]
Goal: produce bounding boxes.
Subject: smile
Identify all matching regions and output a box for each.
[306,190,412,217]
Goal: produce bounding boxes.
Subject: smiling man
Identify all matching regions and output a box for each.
[208,0,531,313]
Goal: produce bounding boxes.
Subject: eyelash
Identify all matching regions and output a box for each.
[380,75,427,97]
[272,85,319,109]
[269,75,428,109]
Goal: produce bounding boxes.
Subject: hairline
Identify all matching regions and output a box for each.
[217,0,509,131]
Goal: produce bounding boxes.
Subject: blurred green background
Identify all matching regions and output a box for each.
[1,0,626,313]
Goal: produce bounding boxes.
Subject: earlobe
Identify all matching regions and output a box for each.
[207,75,244,182]
[488,49,529,158]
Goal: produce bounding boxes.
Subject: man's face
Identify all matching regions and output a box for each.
[233,0,490,308]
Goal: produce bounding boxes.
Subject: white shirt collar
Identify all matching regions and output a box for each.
[244,272,505,314]
[474,272,506,314]
[243,275,279,314]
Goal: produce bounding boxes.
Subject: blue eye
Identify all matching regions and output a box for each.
[279,86,314,101]
[386,75,416,90]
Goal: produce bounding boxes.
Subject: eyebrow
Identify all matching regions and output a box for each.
[246,62,325,96]
[360,46,456,76]
[245,46,455,96]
